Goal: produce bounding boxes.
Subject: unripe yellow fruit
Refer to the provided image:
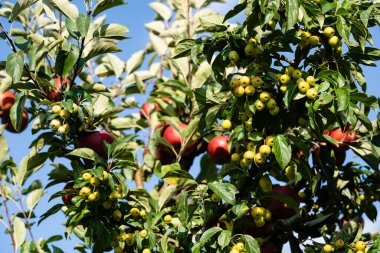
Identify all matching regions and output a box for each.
[259,145,271,155]
[301,31,311,41]
[103,171,109,180]
[244,44,256,56]
[251,206,265,217]
[90,177,100,186]
[309,36,319,46]
[230,78,241,88]
[256,101,266,111]
[113,210,122,220]
[306,88,318,99]
[244,85,255,96]
[280,74,291,85]
[79,186,91,196]
[254,153,266,164]
[292,69,302,80]
[82,173,92,181]
[254,215,265,227]
[60,109,70,119]
[50,119,61,129]
[163,214,173,223]
[263,209,271,221]
[298,81,310,93]
[251,76,263,87]
[285,66,295,75]
[231,153,240,162]
[248,38,258,45]
[335,239,344,248]
[51,105,62,114]
[324,27,335,38]
[234,242,245,251]
[275,73,282,81]
[87,193,98,201]
[239,76,250,86]
[140,229,149,238]
[355,241,366,251]
[229,51,239,63]
[329,36,339,47]
[211,193,221,202]
[57,124,70,134]
[234,86,245,97]
[279,85,288,93]
[306,76,315,85]
[266,98,276,109]
[323,244,333,253]
[244,150,255,160]
[130,207,140,217]
[114,247,123,253]
[265,136,274,146]
[72,103,78,113]
[142,249,151,253]
[269,106,279,115]
[259,92,271,103]
[102,201,112,209]
[259,176,272,192]
[221,119,232,130]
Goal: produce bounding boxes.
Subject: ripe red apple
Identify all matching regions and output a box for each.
[140,102,156,118]
[340,217,364,229]
[0,91,15,111]
[328,126,357,149]
[2,109,29,133]
[162,123,188,150]
[207,136,230,164]
[261,242,279,253]
[267,185,300,219]
[334,147,346,167]
[78,131,114,159]
[155,147,176,165]
[62,182,75,206]
[47,77,70,101]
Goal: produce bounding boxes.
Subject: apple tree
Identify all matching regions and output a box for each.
[0,0,380,253]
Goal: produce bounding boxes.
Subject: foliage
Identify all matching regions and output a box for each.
[0,0,379,253]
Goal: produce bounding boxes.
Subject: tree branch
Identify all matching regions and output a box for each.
[0,181,16,253]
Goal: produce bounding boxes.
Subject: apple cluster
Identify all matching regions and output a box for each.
[0,90,29,133]
[49,102,78,135]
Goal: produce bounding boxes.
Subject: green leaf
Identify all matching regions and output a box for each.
[93,0,126,17]
[0,136,9,161]
[241,235,260,253]
[158,185,177,211]
[67,148,97,161]
[218,230,231,249]
[208,181,238,205]
[172,39,195,59]
[273,135,292,169]
[335,87,349,111]
[10,92,27,132]
[26,189,44,212]
[93,24,129,40]
[50,0,79,21]
[336,15,350,42]
[192,227,222,253]
[13,216,26,249]
[76,14,90,37]
[149,2,172,21]
[349,142,379,170]
[177,193,189,225]
[200,14,227,32]
[285,0,299,30]
[9,0,38,22]
[85,40,121,60]
[6,51,24,83]
[126,50,145,74]
[16,156,29,186]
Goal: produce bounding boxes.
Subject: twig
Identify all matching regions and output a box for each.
[0,181,16,253]
[71,36,86,87]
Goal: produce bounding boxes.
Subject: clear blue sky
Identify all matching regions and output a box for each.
[0,1,379,252]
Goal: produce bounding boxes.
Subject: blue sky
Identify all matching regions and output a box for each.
[0,1,379,252]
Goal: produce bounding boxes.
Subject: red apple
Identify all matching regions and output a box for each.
[78,131,114,159]
[140,102,156,118]
[261,242,279,253]
[0,91,15,111]
[2,109,28,133]
[155,147,176,165]
[62,182,75,206]
[340,217,364,229]
[335,147,346,167]
[267,185,300,219]
[328,126,357,149]
[162,123,188,150]
[207,136,230,164]
[47,77,70,101]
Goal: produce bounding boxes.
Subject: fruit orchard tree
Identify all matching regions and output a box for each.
[0,0,380,253]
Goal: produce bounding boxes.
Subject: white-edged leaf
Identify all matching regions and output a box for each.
[126,50,145,74]
[107,54,125,79]
[16,156,29,186]
[208,181,237,205]
[93,23,129,40]
[26,189,44,211]
[13,217,26,249]
[273,135,292,169]
[149,2,172,21]
[9,0,38,22]
[50,0,79,21]
[93,0,126,17]
[158,185,177,211]
[6,51,24,84]
[149,32,168,56]
[67,148,97,161]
